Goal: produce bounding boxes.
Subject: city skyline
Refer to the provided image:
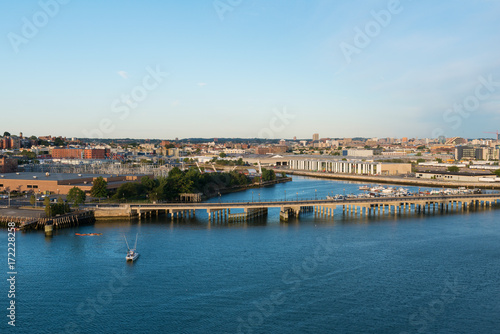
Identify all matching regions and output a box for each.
[2,0,500,139]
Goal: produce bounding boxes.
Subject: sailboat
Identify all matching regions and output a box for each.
[124,234,140,262]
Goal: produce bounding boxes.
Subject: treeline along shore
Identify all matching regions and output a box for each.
[110,167,289,202]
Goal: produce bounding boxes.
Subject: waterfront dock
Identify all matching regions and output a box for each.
[0,210,95,231]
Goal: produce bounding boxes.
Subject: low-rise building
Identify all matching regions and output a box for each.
[0,172,150,195]
[0,155,18,173]
[416,171,497,182]
[289,159,411,175]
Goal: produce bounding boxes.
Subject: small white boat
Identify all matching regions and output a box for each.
[126,249,139,261]
[124,234,140,262]
[370,186,385,193]
[359,185,370,190]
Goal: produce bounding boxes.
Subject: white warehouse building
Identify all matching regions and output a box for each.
[289,159,412,176]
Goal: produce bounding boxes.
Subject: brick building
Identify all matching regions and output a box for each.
[0,137,20,149]
[52,148,110,159]
[255,146,287,155]
[0,155,18,173]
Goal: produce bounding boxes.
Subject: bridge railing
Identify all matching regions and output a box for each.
[123,193,500,207]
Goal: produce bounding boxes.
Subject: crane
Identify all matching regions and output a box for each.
[195,161,203,173]
[484,131,500,140]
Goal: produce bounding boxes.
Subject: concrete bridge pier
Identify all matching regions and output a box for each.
[280,207,289,222]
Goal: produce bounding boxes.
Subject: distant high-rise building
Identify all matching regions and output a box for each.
[293,136,297,141]
[438,135,446,144]
[312,133,319,141]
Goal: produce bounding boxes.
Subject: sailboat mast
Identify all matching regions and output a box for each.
[124,235,131,250]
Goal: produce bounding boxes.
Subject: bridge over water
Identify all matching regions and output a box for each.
[93,193,500,222]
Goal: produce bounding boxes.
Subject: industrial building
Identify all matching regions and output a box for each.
[416,171,500,182]
[0,172,149,195]
[289,159,412,176]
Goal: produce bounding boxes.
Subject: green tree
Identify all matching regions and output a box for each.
[90,176,108,198]
[3,131,10,137]
[416,158,425,164]
[67,187,86,207]
[494,169,500,177]
[261,168,276,182]
[219,152,227,158]
[140,176,157,191]
[29,195,36,206]
[416,152,422,156]
[43,197,51,217]
[436,158,443,163]
[113,183,144,201]
[447,166,460,173]
[54,137,65,146]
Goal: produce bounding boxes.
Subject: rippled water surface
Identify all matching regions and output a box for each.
[1,176,500,334]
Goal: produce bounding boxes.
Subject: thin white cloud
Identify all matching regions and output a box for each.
[197,82,207,87]
[117,71,129,79]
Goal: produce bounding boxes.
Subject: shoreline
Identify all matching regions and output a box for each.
[208,177,292,198]
[276,169,500,190]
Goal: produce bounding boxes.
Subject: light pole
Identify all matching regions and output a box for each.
[258,193,260,202]
[296,192,298,201]
[252,191,254,202]
[284,190,286,201]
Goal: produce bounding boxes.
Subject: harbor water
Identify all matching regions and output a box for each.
[2,176,500,333]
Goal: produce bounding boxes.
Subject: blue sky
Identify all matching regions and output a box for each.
[1,0,500,140]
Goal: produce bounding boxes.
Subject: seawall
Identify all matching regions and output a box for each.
[276,169,500,189]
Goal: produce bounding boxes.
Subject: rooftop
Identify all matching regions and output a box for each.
[0,172,120,181]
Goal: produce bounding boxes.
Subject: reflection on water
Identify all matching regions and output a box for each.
[2,176,500,334]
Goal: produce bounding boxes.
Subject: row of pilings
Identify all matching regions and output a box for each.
[340,199,498,218]
[279,198,499,221]
[134,207,269,223]
[0,210,96,232]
